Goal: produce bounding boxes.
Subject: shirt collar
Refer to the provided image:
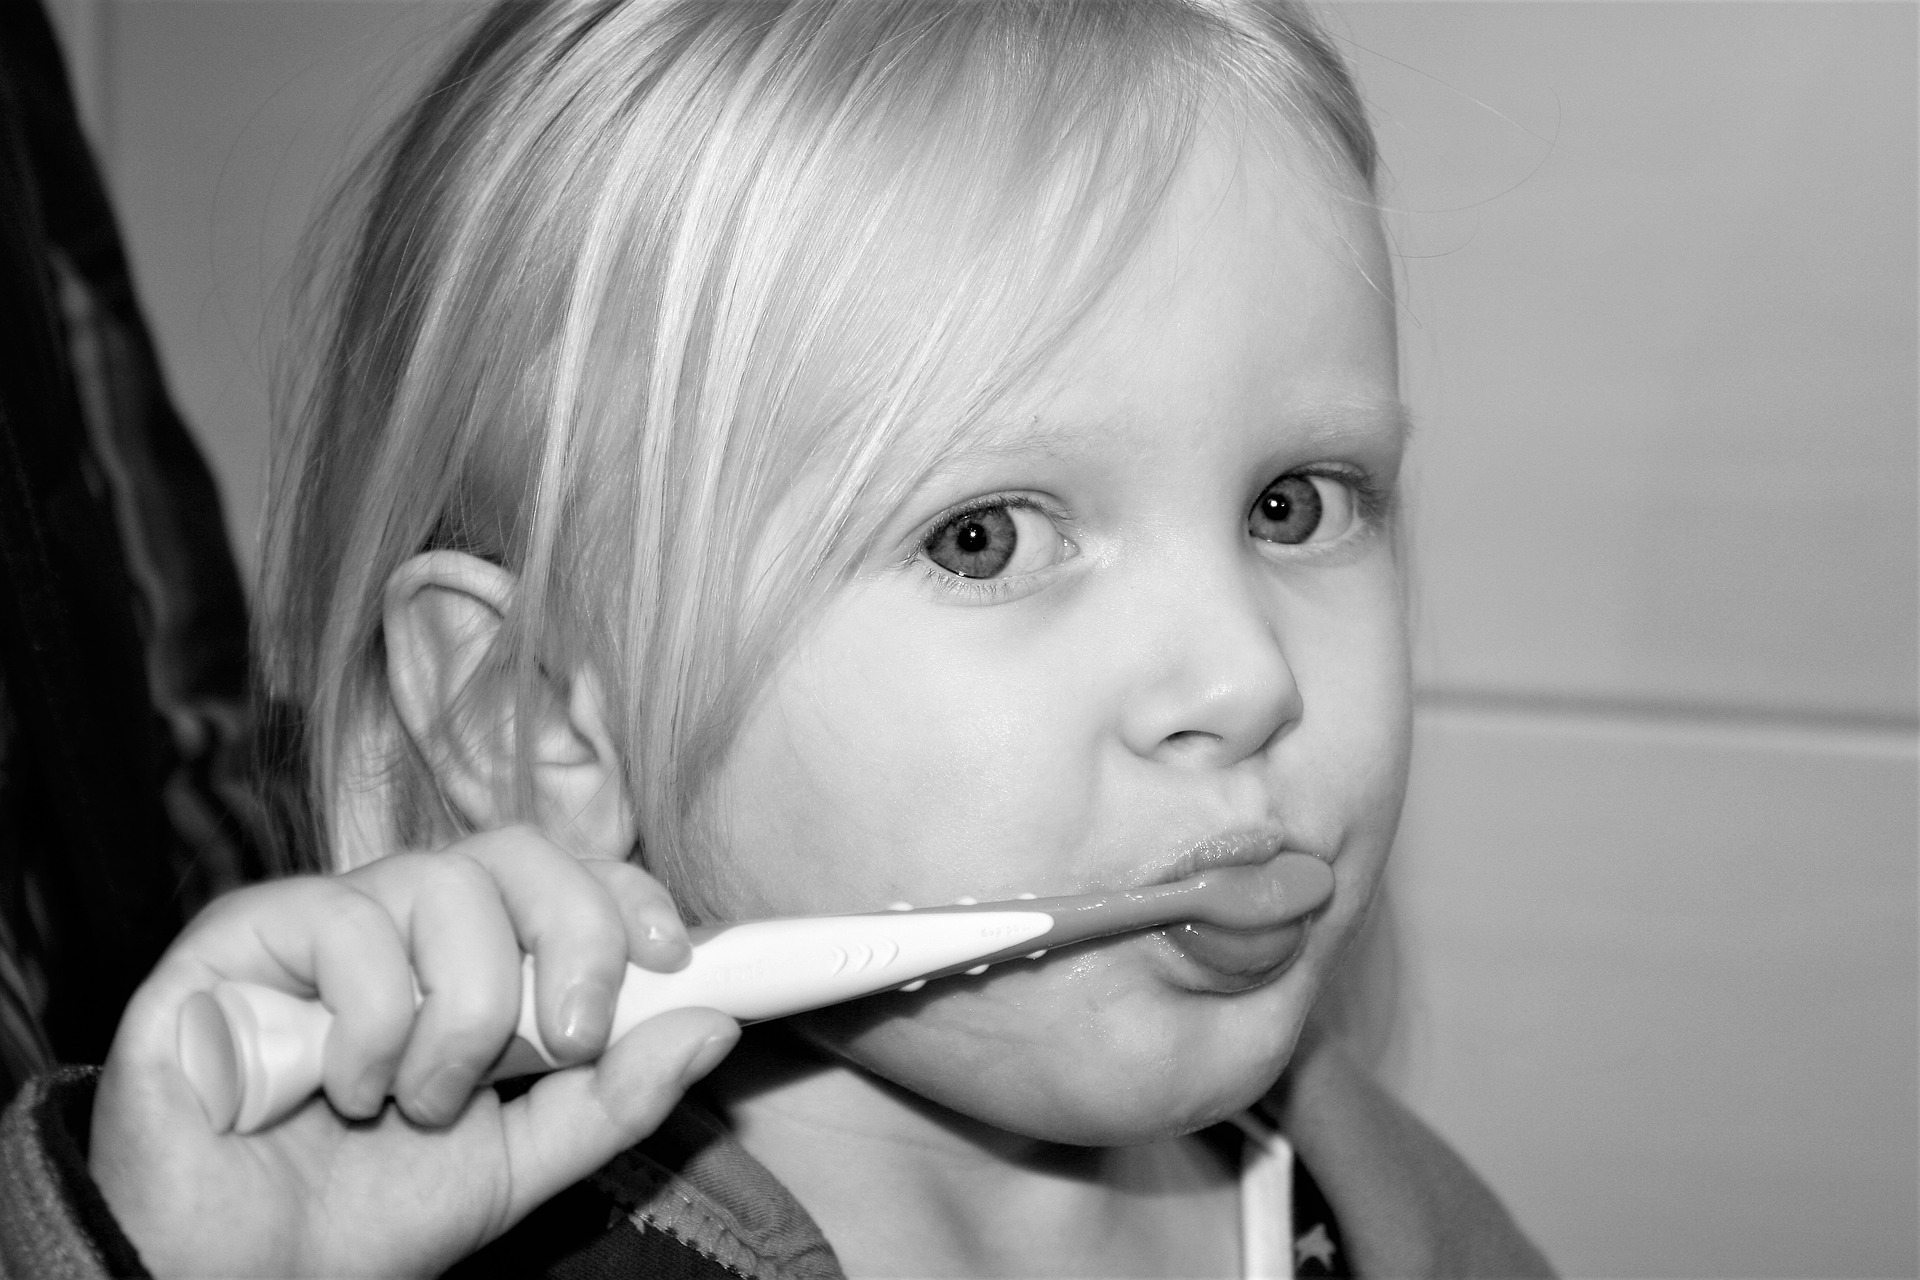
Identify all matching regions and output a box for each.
[593,1097,846,1280]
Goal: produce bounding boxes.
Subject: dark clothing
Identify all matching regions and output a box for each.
[0,0,271,1104]
[0,1025,1554,1279]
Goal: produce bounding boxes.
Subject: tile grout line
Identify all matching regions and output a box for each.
[1414,686,1920,756]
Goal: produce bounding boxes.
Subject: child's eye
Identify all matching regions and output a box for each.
[1247,473,1358,546]
[922,501,1068,580]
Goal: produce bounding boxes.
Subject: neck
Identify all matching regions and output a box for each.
[701,1027,1241,1279]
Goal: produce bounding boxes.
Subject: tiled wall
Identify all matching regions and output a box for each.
[1332,7,1918,1276]
[48,2,1919,1276]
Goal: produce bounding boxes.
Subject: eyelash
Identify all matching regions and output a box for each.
[917,561,1024,604]
[912,494,1069,603]
[1279,464,1396,546]
[910,465,1395,602]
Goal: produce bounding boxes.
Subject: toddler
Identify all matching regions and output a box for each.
[6,2,1553,1276]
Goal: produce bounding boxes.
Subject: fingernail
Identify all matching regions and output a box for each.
[677,1029,737,1087]
[348,1069,391,1119]
[644,923,693,972]
[415,1064,474,1124]
[558,981,614,1052]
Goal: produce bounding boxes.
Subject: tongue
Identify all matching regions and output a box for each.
[1170,853,1334,929]
[1152,854,1331,979]
[1142,853,1333,980]
[1166,918,1311,979]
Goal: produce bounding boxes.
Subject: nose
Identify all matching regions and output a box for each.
[1115,551,1302,768]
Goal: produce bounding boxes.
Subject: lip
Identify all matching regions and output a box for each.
[1132,824,1332,989]
[1154,917,1312,991]
[1135,824,1300,890]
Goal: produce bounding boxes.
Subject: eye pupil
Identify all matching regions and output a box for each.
[1249,475,1322,545]
[926,505,1019,578]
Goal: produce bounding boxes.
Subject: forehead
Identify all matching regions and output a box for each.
[971,126,1402,461]
[958,396,1411,474]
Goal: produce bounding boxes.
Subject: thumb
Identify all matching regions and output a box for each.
[492,1006,740,1222]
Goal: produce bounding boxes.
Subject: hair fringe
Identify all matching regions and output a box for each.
[261,0,1381,896]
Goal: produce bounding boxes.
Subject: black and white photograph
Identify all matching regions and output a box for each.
[0,2,1912,1277]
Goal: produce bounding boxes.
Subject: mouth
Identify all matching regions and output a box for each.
[1137,825,1331,990]
[1142,825,1300,887]
[859,825,1333,1002]
[1156,916,1312,990]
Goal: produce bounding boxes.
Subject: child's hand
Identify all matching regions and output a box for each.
[88,827,739,1279]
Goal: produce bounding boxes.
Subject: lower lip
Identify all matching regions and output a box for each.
[1156,919,1311,991]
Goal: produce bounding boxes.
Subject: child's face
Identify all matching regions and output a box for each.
[702,129,1409,1144]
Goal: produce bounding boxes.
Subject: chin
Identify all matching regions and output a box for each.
[794,942,1318,1146]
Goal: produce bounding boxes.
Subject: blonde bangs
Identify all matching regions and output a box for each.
[262,0,1378,896]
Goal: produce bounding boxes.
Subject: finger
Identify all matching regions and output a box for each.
[126,878,416,1122]
[350,852,523,1126]
[303,884,419,1119]
[580,858,692,972]
[454,827,633,1063]
[107,882,414,1128]
[493,1008,739,1225]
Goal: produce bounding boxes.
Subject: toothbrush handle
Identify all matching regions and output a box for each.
[177,909,1053,1135]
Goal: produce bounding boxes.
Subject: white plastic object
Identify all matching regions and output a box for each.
[179,909,1050,1135]
[176,851,1337,1136]
[178,983,332,1134]
[601,910,1050,1029]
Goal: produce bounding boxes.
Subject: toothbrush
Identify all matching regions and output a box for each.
[178,853,1334,1134]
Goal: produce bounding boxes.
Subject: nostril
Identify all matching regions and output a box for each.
[1160,729,1223,752]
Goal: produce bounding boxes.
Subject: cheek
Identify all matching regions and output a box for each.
[701,591,1105,916]
[698,556,1412,1141]
[1280,565,1413,944]
[795,948,1314,1144]
[1289,560,1411,800]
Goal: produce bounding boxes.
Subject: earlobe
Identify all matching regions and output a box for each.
[382,552,637,858]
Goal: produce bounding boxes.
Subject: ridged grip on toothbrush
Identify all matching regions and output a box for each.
[177,909,1054,1135]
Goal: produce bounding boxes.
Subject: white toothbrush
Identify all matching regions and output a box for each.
[177,853,1334,1134]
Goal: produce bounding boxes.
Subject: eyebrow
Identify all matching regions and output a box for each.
[963,396,1416,458]
[1282,397,1417,447]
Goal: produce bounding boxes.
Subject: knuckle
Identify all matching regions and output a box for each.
[465,822,562,866]
[426,962,518,1025]
[178,887,252,941]
[314,882,390,937]
[351,965,419,1029]
[589,856,648,891]
[426,990,518,1053]
[186,875,316,934]
[427,849,499,899]
[591,858,673,910]
[566,910,629,965]
[350,848,428,883]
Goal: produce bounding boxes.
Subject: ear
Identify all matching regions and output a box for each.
[383,551,638,860]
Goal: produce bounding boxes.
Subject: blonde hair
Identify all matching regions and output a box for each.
[263,0,1377,909]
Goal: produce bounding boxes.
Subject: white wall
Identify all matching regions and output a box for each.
[1334,6,1918,1275]
[49,3,1919,1276]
